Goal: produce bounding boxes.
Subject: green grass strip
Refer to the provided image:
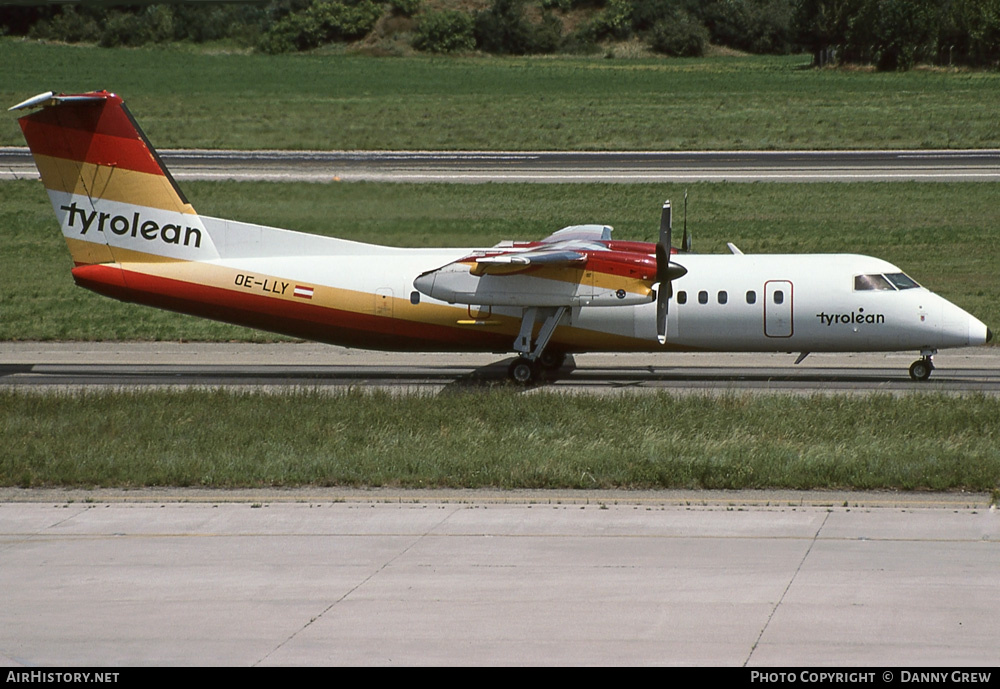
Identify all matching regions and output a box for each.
[3,388,999,491]
[2,41,999,150]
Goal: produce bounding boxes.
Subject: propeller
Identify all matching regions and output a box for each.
[655,200,687,344]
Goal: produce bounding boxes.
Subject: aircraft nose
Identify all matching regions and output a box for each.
[988,327,994,343]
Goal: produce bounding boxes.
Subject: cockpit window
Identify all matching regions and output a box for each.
[854,274,894,291]
[885,272,920,290]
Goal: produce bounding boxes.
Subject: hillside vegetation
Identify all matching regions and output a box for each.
[3,0,999,68]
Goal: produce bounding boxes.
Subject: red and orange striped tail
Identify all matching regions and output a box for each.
[13,91,209,269]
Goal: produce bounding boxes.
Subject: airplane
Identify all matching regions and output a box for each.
[10,90,993,384]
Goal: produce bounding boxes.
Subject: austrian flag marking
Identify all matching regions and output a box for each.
[293,285,314,300]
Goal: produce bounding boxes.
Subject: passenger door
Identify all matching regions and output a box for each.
[764,280,793,338]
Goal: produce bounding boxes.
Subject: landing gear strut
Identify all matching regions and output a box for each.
[507,306,568,384]
[908,349,936,381]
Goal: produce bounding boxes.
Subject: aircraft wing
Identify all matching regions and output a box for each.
[471,249,586,275]
[414,243,655,307]
[538,224,613,243]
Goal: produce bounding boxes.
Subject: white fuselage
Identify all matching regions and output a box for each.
[302,241,988,354]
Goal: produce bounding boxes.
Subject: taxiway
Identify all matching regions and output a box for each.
[4,148,1000,183]
[2,343,997,395]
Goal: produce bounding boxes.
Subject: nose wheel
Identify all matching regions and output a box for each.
[908,355,934,381]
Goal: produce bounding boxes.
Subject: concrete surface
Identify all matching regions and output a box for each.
[1,492,997,666]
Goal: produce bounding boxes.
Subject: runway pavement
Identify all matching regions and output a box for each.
[4,148,1000,182]
[2,343,998,394]
[1,491,997,666]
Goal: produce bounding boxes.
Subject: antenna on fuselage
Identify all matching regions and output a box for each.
[681,189,692,253]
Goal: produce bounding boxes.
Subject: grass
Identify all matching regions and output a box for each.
[2,40,1000,150]
[2,179,997,340]
[3,388,999,491]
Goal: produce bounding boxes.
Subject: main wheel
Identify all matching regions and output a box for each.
[508,359,538,384]
[538,351,567,371]
[909,359,933,381]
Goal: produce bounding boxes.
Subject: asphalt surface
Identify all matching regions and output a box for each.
[2,343,998,394]
[4,148,1000,182]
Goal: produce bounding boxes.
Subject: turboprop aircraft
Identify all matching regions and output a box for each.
[11,90,992,383]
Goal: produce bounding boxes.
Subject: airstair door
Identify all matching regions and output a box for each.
[764,280,793,338]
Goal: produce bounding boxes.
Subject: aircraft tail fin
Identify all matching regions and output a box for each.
[12,90,214,268]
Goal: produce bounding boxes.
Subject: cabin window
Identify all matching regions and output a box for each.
[885,272,920,290]
[718,291,728,305]
[854,274,894,291]
[698,290,708,304]
[410,291,421,305]
[677,291,687,305]
[773,290,784,305]
[746,290,756,305]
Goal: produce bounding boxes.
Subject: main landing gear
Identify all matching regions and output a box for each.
[908,349,936,381]
[507,351,568,385]
[506,306,568,384]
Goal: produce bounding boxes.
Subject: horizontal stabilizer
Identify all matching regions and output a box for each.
[8,91,110,112]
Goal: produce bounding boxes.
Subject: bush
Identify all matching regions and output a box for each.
[257,0,382,53]
[474,0,564,55]
[99,6,175,48]
[702,0,792,54]
[872,0,939,70]
[390,0,422,17]
[413,10,475,53]
[170,4,270,44]
[648,12,709,56]
[632,0,692,32]
[585,0,634,41]
[532,11,565,53]
[27,6,102,44]
[474,0,536,54]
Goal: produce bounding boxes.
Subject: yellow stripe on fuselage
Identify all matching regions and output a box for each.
[108,246,519,332]
[77,246,659,351]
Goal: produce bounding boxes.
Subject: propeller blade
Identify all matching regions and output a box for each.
[660,200,671,250]
[655,242,669,344]
[654,200,687,344]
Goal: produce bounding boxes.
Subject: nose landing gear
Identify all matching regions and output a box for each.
[908,349,936,381]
